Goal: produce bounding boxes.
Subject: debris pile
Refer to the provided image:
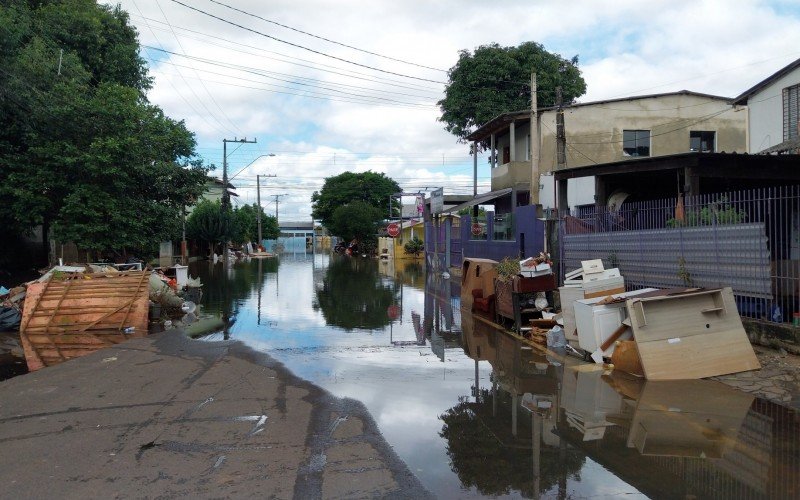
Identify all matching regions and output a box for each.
[557,259,761,380]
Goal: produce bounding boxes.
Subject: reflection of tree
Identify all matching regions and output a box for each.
[191,258,279,317]
[394,260,424,286]
[439,390,584,497]
[313,257,398,330]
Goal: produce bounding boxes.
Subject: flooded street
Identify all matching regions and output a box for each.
[190,254,800,499]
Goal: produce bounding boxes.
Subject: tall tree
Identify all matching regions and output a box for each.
[438,42,587,143]
[232,203,279,244]
[0,0,209,261]
[329,201,384,249]
[311,171,400,228]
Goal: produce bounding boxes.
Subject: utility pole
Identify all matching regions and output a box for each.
[556,86,566,170]
[256,173,276,246]
[271,194,287,225]
[222,137,256,266]
[530,72,540,204]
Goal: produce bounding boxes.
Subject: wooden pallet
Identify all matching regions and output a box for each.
[20,271,151,371]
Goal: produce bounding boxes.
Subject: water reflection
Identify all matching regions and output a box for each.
[190,255,800,499]
[314,257,398,330]
[459,314,800,499]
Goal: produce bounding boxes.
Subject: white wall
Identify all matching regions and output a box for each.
[539,174,596,210]
[747,66,800,152]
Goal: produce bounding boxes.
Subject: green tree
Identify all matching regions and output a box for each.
[186,200,235,256]
[438,42,587,143]
[329,201,384,252]
[311,171,400,228]
[0,0,209,261]
[232,203,279,244]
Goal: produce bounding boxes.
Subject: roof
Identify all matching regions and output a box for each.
[553,151,800,181]
[733,57,800,105]
[759,137,800,155]
[443,188,513,214]
[466,90,734,141]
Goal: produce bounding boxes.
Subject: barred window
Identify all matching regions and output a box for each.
[785,84,799,141]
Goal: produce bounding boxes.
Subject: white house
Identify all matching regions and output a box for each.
[733,57,800,154]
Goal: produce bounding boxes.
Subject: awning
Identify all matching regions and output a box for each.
[442,188,513,214]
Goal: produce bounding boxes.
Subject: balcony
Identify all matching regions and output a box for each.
[491,161,531,191]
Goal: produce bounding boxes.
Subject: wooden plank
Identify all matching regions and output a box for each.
[19,272,151,370]
[626,287,760,380]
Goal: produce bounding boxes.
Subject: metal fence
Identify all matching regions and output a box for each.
[560,186,800,323]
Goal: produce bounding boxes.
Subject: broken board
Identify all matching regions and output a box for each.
[20,270,151,371]
[625,287,760,380]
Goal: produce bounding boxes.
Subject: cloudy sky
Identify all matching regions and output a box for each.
[105,0,800,221]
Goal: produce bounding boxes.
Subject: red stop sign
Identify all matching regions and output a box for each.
[387,222,400,237]
[387,305,400,319]
[471,223,484,236]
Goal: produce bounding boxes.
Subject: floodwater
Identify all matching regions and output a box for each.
[190,253,800,499]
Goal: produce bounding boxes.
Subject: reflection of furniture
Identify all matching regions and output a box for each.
[471,289,495,315]
[627,379,754,458]
[495,275,557,331]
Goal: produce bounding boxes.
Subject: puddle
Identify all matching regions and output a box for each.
[190,254,800,499]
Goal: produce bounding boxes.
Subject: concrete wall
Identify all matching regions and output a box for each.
[747,66,800,152]
[490,94,746,181]
[538,93,746,173]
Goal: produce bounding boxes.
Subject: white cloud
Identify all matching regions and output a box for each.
[106,0,800,220]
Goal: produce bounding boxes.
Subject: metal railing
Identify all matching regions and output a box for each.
[560,186,800,323]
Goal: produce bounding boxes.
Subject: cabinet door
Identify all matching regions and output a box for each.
[591,308,626,352]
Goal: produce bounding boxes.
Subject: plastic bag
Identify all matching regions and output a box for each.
[546,325,566,348]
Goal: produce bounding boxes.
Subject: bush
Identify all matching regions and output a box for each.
[403,236,424,257]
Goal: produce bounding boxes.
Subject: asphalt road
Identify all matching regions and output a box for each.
[0,331,432,499]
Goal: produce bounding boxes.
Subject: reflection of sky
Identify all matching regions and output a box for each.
[192,255,644,498]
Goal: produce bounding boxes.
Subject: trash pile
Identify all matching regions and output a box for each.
[0,285,25,332]
[554,259,761,380]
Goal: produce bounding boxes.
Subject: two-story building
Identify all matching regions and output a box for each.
[465,91,747,211]
[733,57,800,155]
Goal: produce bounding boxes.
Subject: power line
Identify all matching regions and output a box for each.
[206,0,446,73]
[168,0,447,85]
[144,48,437,106]
[132,0,236,136]
[129,14,443,93]
[154,0,244,135]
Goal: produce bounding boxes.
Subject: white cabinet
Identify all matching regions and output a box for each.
[574,288,658,354]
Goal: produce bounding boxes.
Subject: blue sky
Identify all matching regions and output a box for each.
[108,0,800,221]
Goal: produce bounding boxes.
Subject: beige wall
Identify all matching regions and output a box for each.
[537,94,746,173]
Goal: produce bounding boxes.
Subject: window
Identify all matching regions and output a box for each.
[690,131,715,152]
[785,84,799,141]
[623,130,650,157]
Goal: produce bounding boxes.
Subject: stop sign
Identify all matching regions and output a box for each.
[471,223,484,236]
[387,222,400,237]
[387,305,400,319]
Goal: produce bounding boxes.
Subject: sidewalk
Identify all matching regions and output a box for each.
[0,331,430,499]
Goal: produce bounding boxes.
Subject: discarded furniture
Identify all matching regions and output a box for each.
[19,270,151,371]
[560,261,625,346]
[625,287,760,380]
[574,288,658,360]
[471,289,495,315]
[496,275,557,331]
[460,258,498,312]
